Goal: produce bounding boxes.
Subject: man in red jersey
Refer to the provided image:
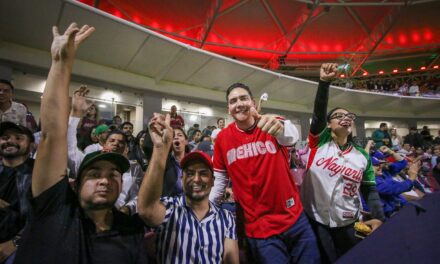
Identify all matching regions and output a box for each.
[210,83,320,263]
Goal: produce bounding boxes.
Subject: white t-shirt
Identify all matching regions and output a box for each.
[211,128,222,140]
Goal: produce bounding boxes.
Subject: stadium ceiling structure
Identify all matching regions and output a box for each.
[1,0,440,119]
[78,0,440,78]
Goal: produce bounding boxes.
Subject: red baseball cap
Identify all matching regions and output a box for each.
[180,151,213,172]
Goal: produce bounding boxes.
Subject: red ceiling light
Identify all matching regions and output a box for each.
[340,74,345,78]
[379,70,384,74]
[392,69,398,73]
[420,66,426,70]
[407,68,413,72]
[434,65,439,69]
[362,72,368,76]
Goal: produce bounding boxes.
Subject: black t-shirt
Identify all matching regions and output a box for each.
[0,159,33,242]
[14,176,148,264]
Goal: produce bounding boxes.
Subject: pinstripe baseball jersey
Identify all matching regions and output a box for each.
[156,196,236,264]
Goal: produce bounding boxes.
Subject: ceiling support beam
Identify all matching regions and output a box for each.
[217,0,250,18]
[283,2,321,56]
[261,0,287,36]
[295,0,434,6]
[264,1,323,69]
[348,5,407,76]
[428,52,440,67]
[199,0,222,48]
[340,0,371,37]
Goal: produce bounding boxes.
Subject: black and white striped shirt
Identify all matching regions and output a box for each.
[156,196,236,264]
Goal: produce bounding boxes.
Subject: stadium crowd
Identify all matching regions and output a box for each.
[1,23,439,264]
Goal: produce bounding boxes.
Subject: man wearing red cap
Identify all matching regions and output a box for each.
[138,113,239,264]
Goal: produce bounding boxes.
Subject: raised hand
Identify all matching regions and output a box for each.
[71,85,93,117]
[148,113,173,149]
[320,63,338,82]
[250,106,283,136]
[408,161,421,181]
[379,145,391,153]
[51,23,95,62]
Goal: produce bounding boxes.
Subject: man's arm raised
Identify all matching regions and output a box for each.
[32,23,95,197]
[138,114,173,227]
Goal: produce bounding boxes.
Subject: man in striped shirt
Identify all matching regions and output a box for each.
[138,113,239,264]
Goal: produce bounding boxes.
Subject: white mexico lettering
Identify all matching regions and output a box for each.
[226,141,277,165]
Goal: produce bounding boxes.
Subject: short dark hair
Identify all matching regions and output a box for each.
[217,118,225,124]
[120,121,133,129]
[105,130,127,144]
[226,83,253,102]
[0,79,14,90]
[192,129,201,139]
[380,123,387,128]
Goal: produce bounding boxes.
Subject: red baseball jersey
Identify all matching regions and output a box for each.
[213,122,303,238]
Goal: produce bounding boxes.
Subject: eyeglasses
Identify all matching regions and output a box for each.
[330,112,357,121]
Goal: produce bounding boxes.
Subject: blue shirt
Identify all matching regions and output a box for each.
[376,160,412,216]
[156,196,236,264]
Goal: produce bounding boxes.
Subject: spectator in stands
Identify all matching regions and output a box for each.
[89,126,99,144]
[432,146,439,168]
[0,79,27,127]
[301,63,385,262]
[408,81,420,96]
[108,115,122,131]
[169,127,189,196]
[131,130,148,170]
[121,121,137,161]
[432,157,440,185]
[211,117,225,144]
[186,123,199,141]
[138,114,239,263]
[169,105,184,129]
[390,128,402,150]
[14,22,149,264]
[83,124,109,154]
[0,122,35,263]
[398,142,412,156]
[201,126,213,138]
[398,82,408,95]
[68,87,143,215]
[188,129,201,151]
[404,127,424,148]
[420,125,433,143]
[372,146,415,217]
[372,122,391,149]
[76,90,98,150]
[23,104,38,133]
[434,130,440,145]
[196,140,214,157]
[210,80,320,263]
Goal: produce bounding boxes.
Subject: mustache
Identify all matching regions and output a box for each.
[1,143,20,149]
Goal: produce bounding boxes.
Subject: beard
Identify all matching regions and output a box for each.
[0,143,30,159]
[183,184,210,202]
[185,191,208,202]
